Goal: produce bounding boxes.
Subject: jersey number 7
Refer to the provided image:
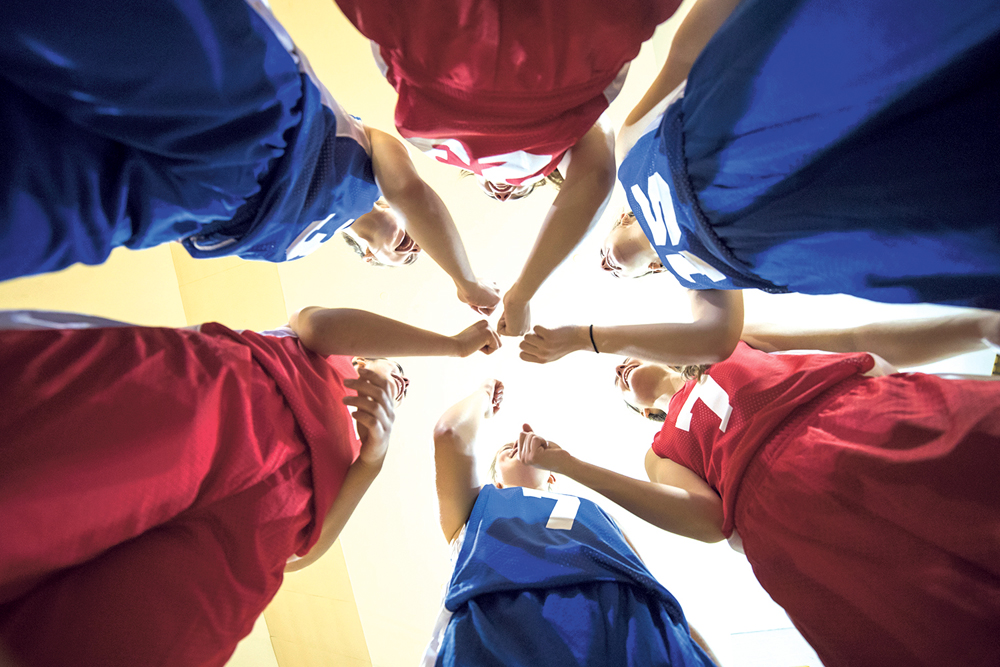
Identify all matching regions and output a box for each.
[522,488,581,530]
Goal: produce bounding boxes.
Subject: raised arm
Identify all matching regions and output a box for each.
[367,127,500,315]
[497,121,616,336]
[620,0,744,147]
[514,428,724,542]
[289,307,500,358]
[286,368,395,572]
[520,289,743,365]
[742,310,1000,369]
[432,380,502,542]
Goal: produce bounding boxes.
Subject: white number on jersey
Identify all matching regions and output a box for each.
[630,174,681,247]
[675,375,733,433]
[521,488,581,531]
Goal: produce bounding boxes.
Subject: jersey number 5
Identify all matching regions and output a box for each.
[522,489,581,531]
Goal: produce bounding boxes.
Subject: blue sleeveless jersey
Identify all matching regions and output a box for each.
[426,485,713,667]
[447,485,685,620]
[617,0,1000,307]
[179,1,380,263]
[1,0,380,281]
[617,102,778,293]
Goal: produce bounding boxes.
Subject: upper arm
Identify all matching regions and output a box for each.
[433,428,482,543]
[366,127,424,203]
[557,121,616,201]
[644,447,720,503]
[687,289,744,362]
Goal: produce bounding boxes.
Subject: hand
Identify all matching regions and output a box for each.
[497,289,530,337]
[519,325,588,364]
[452,320,501,357]
[457,278,501,316]
[481,379,504,418]
[342,368,396,468]
[515,424,570,473]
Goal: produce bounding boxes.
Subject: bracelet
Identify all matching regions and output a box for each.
[589,324,599,354]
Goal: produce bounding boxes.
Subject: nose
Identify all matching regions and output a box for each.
[600,250,615,273]
[615,362,626,384]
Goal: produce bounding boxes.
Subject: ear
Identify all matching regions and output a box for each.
[547,473,556,485]
[648,261,667,273]
[352,357,368,369]
[641,408,653,419]
[495,481,504,489]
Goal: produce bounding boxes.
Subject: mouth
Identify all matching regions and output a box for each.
[619,359,639,389]
[391,374,409,402]
[395,233,417,254]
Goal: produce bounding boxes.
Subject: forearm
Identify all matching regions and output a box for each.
[290,307,459,357]
[558,456,724,542]
[393,180,479,288]
[743,311,1000,368]
[592,321,739,365]
[285,459,380,572]
[511,129,615,301]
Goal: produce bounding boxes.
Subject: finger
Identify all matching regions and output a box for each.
[482,329,501,355]
[523,423,533,433]
[478,303,498,316]
[533,325,551,337]
[343,394,394,430]
[347,371,394,404]
[347,368,393,396]
[519,350,543,364]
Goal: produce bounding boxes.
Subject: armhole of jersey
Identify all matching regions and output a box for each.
[617,80,686,162]
[420,523,469,666]
[255,325,298,339]
[243,0,371,156]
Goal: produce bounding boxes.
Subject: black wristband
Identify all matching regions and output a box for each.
[589,324,599,354]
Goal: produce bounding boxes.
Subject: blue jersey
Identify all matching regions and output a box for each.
[616,0,1000,307]
[1,0,380,281]
[618,100,783,294]
[447,485,684,616]
[425,485,713,667]
[180,0,381,263]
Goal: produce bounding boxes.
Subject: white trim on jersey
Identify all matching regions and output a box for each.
[420,524,468,667]
[0,310,134,330]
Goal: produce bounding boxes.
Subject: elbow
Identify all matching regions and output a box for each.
[700,331,739,365]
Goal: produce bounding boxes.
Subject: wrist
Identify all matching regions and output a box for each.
[550,451,576,476]
[351,456,384,478]
[506,281,535,304]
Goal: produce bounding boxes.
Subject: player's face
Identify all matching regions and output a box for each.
[351,357,409,405]
[601,212,660,279]
[614,357,675,409]
[475,176,535,202]
[495,442,551,490]
[355,201,421,266]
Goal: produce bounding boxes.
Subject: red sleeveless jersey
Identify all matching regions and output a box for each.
[652,342,873,534]
[336,0,681,184]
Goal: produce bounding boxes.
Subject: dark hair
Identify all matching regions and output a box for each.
[622,399,667,423]
[460,169,563,201]
[342,232,418,267]
[351,357,409,398]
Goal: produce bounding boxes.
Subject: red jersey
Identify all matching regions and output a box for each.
[336,0,681,184]
[652,342,873,535]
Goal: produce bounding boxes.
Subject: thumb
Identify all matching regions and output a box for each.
[522,423,533,433]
